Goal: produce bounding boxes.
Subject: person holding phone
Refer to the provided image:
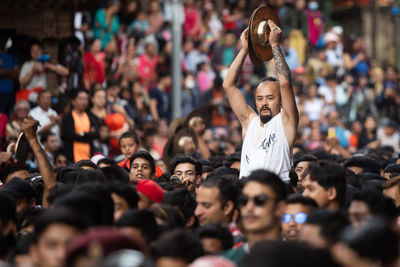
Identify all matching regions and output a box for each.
[18,41,69,103]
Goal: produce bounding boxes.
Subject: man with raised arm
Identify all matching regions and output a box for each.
[222,20,299,181]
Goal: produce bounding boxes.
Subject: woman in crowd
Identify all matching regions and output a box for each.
[83,39,105,90]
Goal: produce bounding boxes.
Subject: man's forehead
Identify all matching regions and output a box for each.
[256,82,279,96]
[175,163,195,171]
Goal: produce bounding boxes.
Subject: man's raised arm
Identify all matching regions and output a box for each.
[268,20,299,146]
[222,28,256,134]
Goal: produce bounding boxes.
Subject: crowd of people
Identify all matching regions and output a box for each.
[0,0,400,266]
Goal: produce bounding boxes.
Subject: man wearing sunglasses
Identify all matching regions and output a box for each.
[224,170,286,264]
[281,194,318,241]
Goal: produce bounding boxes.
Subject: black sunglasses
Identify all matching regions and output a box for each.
[238,194,273,207]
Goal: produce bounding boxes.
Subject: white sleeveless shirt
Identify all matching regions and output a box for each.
[239,113,291,181]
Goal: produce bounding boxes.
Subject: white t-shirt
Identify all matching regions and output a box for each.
[240,113,292,182]
[29,106,60,140]
[304,98,324,121]
[19,60,47,90]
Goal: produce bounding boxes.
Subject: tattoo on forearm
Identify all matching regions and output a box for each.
[272,46,290,81]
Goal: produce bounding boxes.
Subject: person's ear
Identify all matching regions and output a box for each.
[185,216,196,228]
[327,187,337,201]
[223,200,234,218]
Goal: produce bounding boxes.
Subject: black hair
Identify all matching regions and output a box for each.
[75,160,98,170]
[352,190,397,221]
[53,191,104,227]
[2,164,30,183]
[340,217,399,265]
[129,151,156,175]
[305,161,347,208]
[260,77,278,83]
[12,233,34,258]
[293,154,318,168]
[383,163,400,178]
[150,204,185,231]
[97,158,117,167]
[116,209,159,244]
[151,229,204,263]
[163,188,197,225]
[195,222,233,251]
[381,157,397,171]
[201,176,240,210]
[40,131,56,144]
[108,181,139,209]
[169,155,202,177]
[56,168,107,184]
[0,192,17,227]
[69,88,88,100]
[119,131,141,146]
[33,208,85,242]
[286,194,318,209]
[74,183,114,225]
[243,240,337,267]
[212,166,239,178]
[244,170,287,201]
[306,209,349,247]
[343,156,381,174]
[223,152,241,168]
[100,166,130,184]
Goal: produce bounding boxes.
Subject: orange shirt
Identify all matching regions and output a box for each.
[72,110,91,162]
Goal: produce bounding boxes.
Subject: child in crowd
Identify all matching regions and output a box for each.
[118,131,140,171]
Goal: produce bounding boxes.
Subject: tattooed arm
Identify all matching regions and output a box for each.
[268,20,299,146]
[222,28,257,135]
[22,117,57,209]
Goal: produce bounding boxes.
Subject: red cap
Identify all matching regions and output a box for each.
[136,180,164,203]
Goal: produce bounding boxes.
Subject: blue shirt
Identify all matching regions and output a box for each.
[0,53,18,94]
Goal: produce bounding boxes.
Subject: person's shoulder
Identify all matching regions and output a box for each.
[222,245,246,265]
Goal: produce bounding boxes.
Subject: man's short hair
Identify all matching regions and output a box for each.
[306,209,349,247]
[163,188,197,225]
[223,152,241,168]
[243,240,337,267]
[383,164,400,178]
[383,176,400,189]
[293,154,318,168]
[305,161,347,207]
[244,170,287,201]
[116,210,158,244]
[97,158,117,167]
[286,194,318,209]
[2,164,30,183]
[343,156,381,174]
[0,192,17,227]
[169,155,202,176]
[119,131,140,146]
[40,131,56,144]
[75,160,98,170]
[201,176,240,210]
[151,229,204,264]
[33,208,85,242]
[129,151,156,175]
[108,181,139,209]
[195,223,233,251]
[260,77,278,83]
[352,190,397,221]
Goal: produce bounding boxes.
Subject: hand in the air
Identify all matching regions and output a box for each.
[21,116,39,141]
[240,28,249,52]
[267,20,282,46]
